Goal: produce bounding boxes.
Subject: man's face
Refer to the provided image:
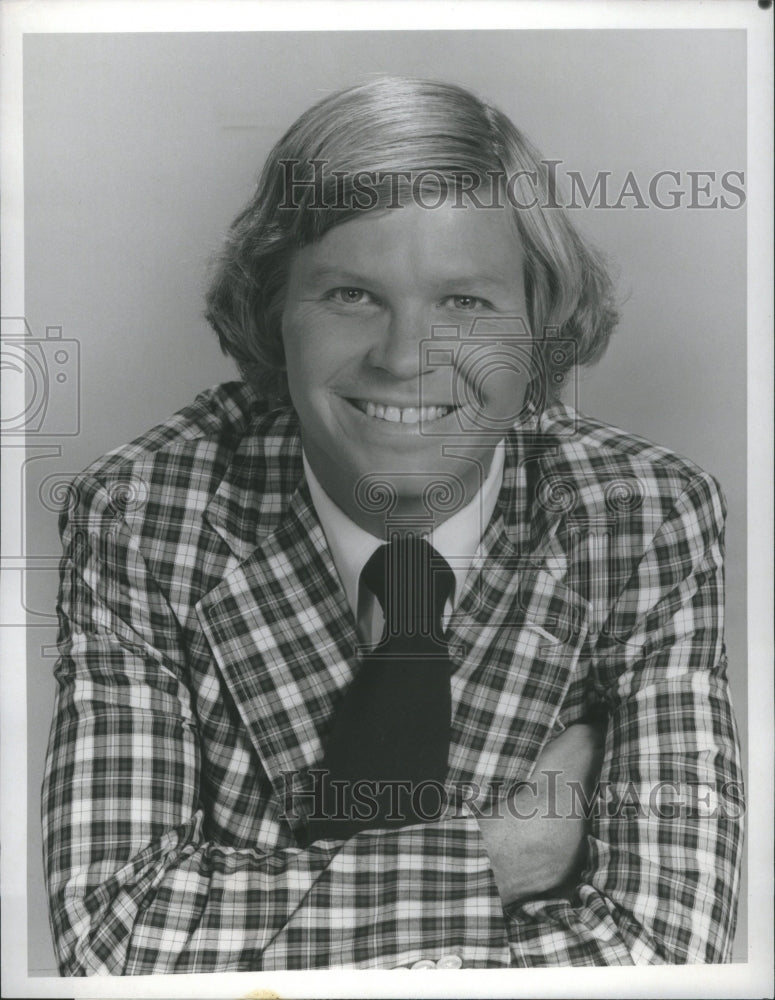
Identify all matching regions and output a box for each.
[281,200,532,530]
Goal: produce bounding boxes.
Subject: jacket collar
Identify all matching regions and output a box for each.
[203,407,305,560]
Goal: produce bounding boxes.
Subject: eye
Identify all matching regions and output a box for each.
[447,295,491,311]
[327,287,377,306]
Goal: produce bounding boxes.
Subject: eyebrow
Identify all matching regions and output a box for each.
[304,266,374,285]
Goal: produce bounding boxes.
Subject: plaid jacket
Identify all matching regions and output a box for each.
[42,381,744,973]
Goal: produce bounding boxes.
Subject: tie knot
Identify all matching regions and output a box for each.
[361,536,454,640]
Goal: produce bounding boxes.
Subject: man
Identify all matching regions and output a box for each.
[42,77,744,972]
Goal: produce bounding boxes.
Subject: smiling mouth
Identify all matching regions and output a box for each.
[346,398,457,424]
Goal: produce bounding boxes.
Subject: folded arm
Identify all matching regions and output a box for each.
[496,472,744,964]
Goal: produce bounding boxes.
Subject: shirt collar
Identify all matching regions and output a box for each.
[303,441,506,618]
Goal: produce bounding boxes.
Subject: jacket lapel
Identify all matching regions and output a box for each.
[195,410,360,807]
[444,416,592,796]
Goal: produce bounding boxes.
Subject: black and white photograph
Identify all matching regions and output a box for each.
[1,2,772,998]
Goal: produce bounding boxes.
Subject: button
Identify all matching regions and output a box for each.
[437,954,463,969]
[410,959,437,969]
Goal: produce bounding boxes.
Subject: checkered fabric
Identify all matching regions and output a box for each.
[42,381,744,973]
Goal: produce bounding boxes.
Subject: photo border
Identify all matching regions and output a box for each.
[1,2,772,998]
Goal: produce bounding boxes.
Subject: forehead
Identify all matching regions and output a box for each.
[295,201,524,283]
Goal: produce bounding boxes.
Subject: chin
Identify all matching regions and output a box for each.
[351,442,450,475]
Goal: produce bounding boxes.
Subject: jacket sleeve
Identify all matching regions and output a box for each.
[504,471,745,964]
[41,473,510,974]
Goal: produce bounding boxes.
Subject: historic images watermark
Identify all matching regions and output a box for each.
[278,159,747,212]
[1,317,83,633]
[280,770,746,825]
[1,317,80,437]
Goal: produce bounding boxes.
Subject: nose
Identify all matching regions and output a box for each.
[366,304,433,379]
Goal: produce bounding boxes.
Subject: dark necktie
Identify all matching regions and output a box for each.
[307,535,455,841]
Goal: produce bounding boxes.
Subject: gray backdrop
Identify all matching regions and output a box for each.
[22,30,747,973]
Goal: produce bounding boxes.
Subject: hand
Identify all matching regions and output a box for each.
[535,720,604,781]
[475,722,604,905]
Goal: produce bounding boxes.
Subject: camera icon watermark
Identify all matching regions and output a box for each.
[419,317,577,439]
[1,317,80,436]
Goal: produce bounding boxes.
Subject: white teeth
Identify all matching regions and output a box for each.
[354,400,452,423]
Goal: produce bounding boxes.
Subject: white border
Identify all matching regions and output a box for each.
[1,2,772,998]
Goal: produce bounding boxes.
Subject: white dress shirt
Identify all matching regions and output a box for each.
[303,442,506,646]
